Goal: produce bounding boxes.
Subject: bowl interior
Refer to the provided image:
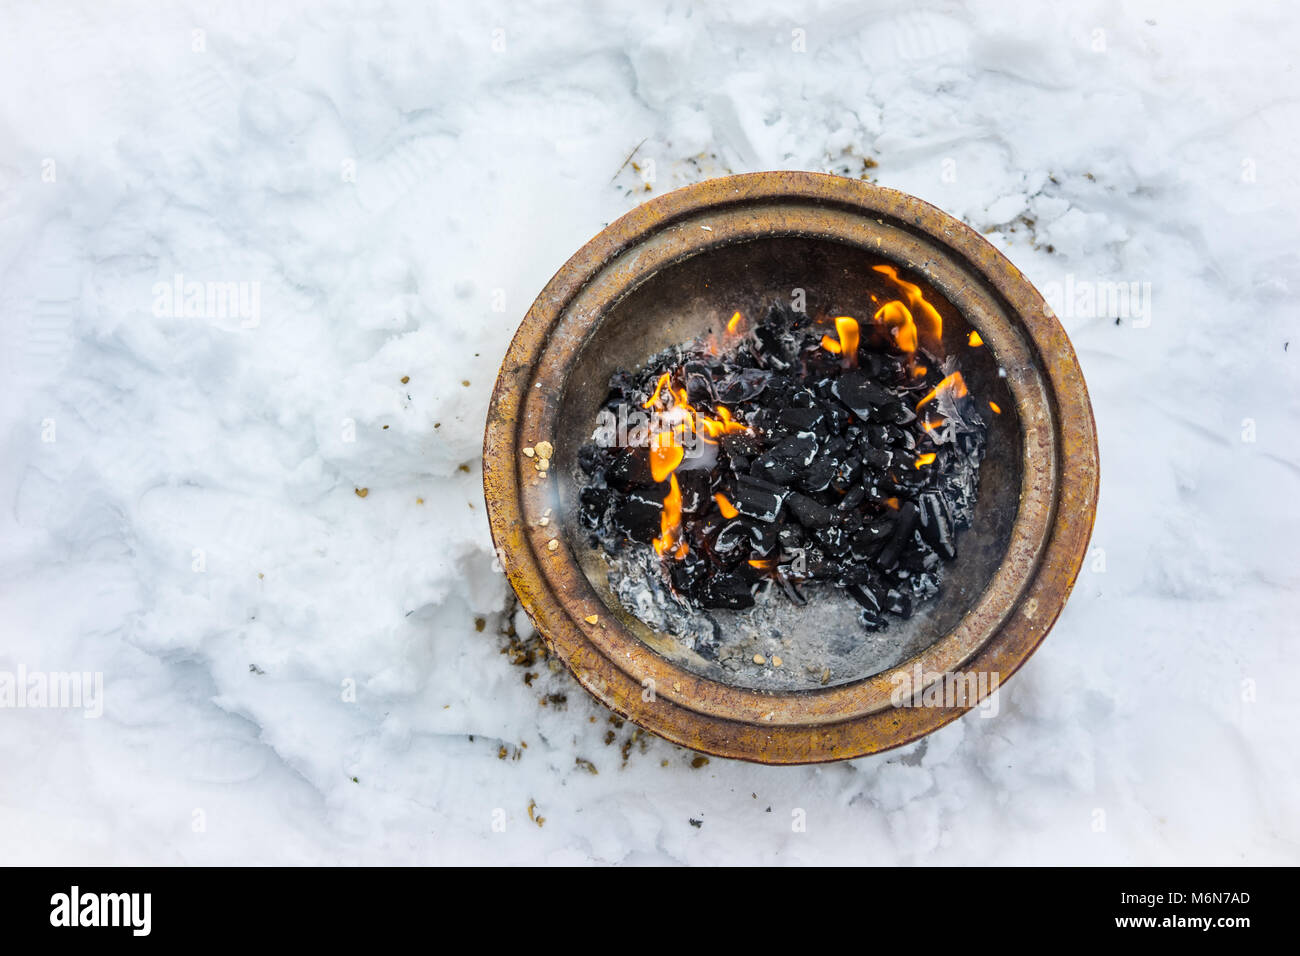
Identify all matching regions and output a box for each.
[554,236,1021,691]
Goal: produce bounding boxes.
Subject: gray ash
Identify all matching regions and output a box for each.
[577,302,987,634]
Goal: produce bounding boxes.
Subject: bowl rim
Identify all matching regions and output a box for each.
[483,171,1099,764]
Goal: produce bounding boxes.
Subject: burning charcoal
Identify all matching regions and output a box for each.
[824,403,851,434]
[669,552,709,595]
[716,368,771,404]
[909,572,940,604]
[604,369,635,403]
[713,519,753,555]
[677,470,711,515]
[801,546,834,578]
[701,571,756,610]
[874,401,916,426]
[832,369,891,418]
[748,522,781,556]
[834,560,874,586]
[721,432,760,459]
[686,514,724,555]
[755,322,795,369]
[786,492,833,529]
[577,286,987,632]
[605,449,654,492]
[831,458,862,493]
[613,491,662,544]
[729,476,787,523]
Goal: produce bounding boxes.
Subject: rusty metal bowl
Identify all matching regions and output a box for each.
[483,172,1098,764]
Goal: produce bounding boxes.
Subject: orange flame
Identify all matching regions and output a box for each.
[915,371,968,411]
[874,300,917,354]
[641,367,752,561]
[652,474,687,558]
[727,310,743,334]
[989,400,1002,414]
[873,264,942,349]
[820,316,860,366]
[643,371,671,409]
[883,497,900,510]
[968,330,983,347]
[714,492,739,519]
[915,452,937,469]
[649,430,684,482]
[747,558,777,571]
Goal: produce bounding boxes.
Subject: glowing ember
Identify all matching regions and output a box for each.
[714,492,739,519]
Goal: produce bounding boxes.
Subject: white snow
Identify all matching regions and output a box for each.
[1,0,1297,864]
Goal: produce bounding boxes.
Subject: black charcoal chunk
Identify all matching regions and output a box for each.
[832,369,891,418]
[716,368,771,403]
[770,434,818,467]
[578,443,611,477]
[777,524,804,550]
[605,450,653,492]
[778,406,824,433]
[748,521,780,556]
[799,456,837,493]
[786,492,833,529]
[850,518,894,560]
[751,455,799,486]
[713,519,753,555]
[848,582,882,612]
[614,492,662,543]
[917,490,956,559]
[677,470,711,515]
[701,572,756,610]
[579,486,612,529]
[885,588,913,618]
[839,485,866,512]
[729,477,787,523]
[876,501,917,569]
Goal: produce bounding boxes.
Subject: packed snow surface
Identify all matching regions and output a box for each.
[1,0,1297,863]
